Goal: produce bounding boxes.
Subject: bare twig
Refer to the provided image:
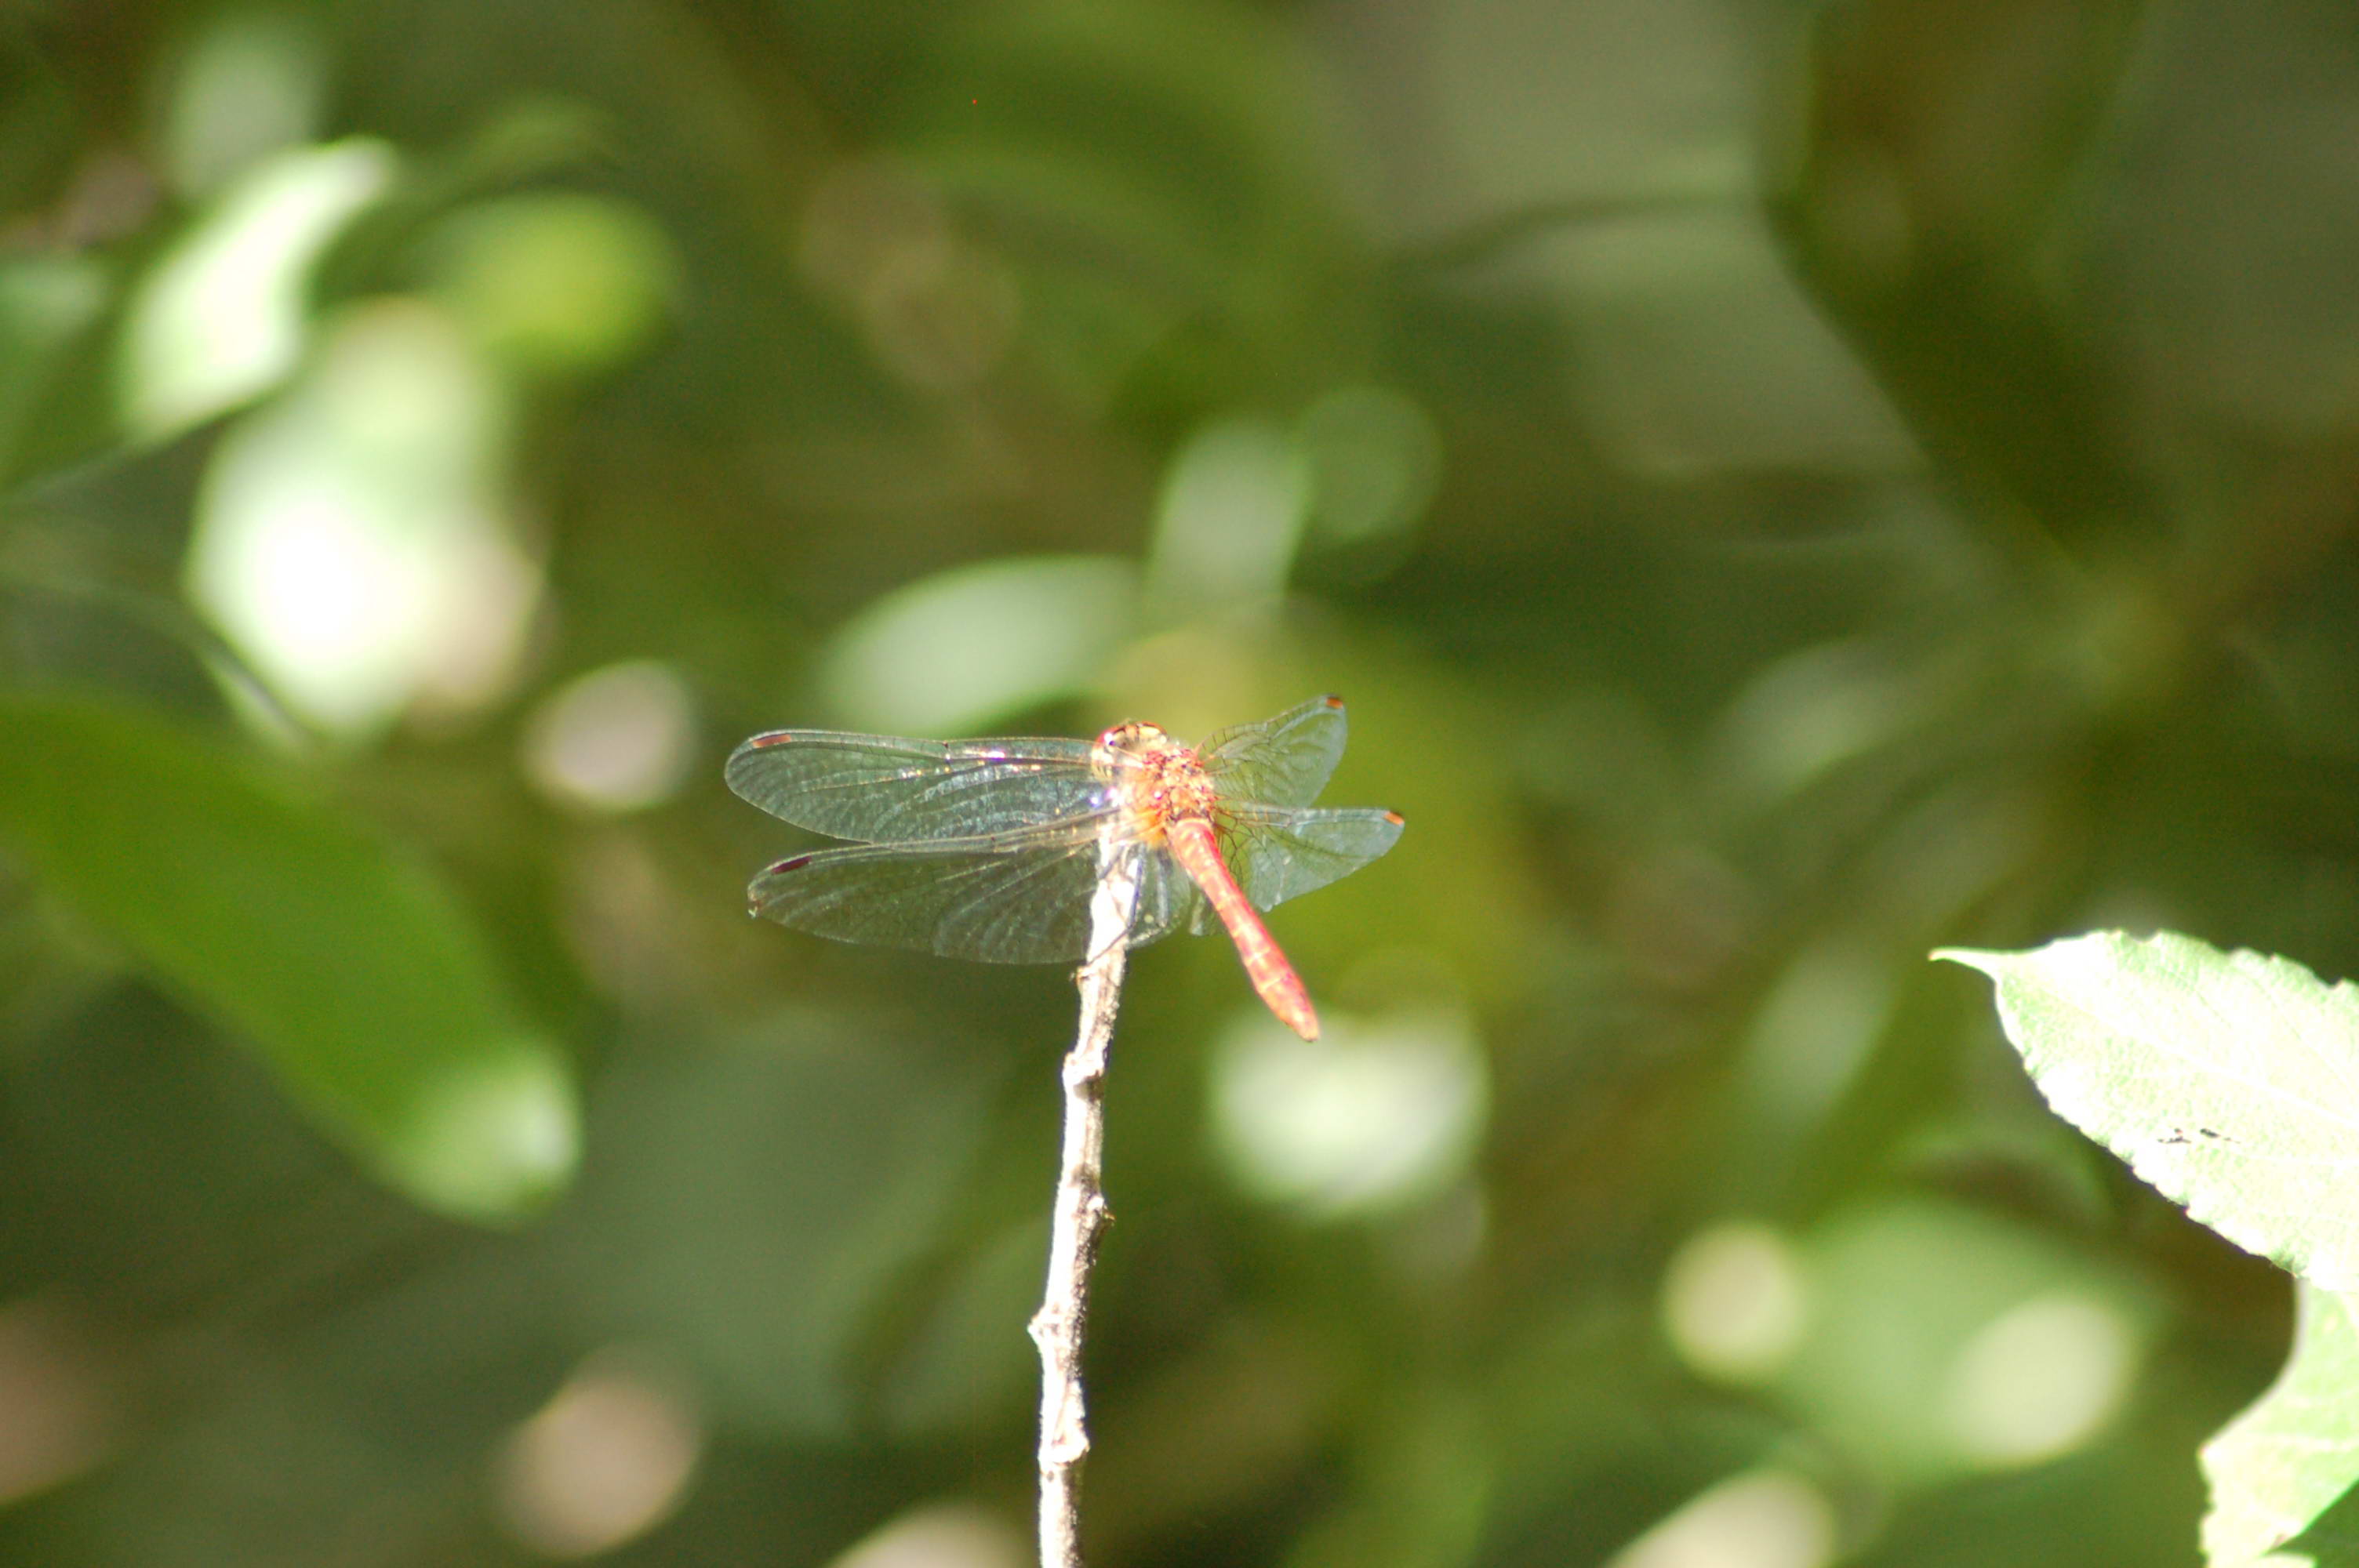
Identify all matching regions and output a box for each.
[1028,839,1140,1568]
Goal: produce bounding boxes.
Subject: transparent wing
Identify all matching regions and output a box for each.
[725,730,1103,842]
[1130,846,1205,950]
[748,824,1199,964]
[1187,804,1404,933]
[1196,695,1348,808]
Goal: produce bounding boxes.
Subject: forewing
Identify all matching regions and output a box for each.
[1196,695,1347,807]
[1193,804,1403,931]
[726,731,1102,842]
[749,822,1196,963]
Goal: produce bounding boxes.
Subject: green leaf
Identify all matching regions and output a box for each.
[0,691,576,1222]
[0,255,112,487]
[563,1014,992,1438]
[1936,931,2359,1290]
[2201,1283,2359,1567]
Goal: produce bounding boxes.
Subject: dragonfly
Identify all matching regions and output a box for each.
[725,695,1404,1040]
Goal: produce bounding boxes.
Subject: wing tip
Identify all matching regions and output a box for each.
[722,731,794,795]
[1383,810,1404,827]
[1321,693,1344,710]
[746,848,824,918]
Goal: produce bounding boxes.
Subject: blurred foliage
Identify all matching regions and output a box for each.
[2,0,2356,1563]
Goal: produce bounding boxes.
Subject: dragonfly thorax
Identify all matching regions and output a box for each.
[1092,720,1219,840]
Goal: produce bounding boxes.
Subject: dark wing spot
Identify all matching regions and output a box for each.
[1383,811,1404,826]
[1322,694,1344,710]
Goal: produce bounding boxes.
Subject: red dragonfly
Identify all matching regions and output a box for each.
[725,695,1403,1040]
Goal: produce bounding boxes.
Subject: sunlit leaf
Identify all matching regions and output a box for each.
[1938,932,2359,1289]
[184,300,537,737]
[0,691,576,1221]
[2201,1283,2359,1568]
[121,137,397,440]
[422,191,678,378]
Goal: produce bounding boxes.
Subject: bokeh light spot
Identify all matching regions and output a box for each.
[1944,1292,2140,1468]
[523,661,698,814]
[1770,1198,2152,1486]
[122,138,395,439]
[427,192,678,378]
[1298,384,1442,550]
[397,1040,580,1221]
[1726,940,1896,1142]
[1663,1222,1809,1384]
[1605,1468,1837,1568]
[1146,418,1310,615]
[162,10,324,197]
[0,1298,114,1505]
[1209,1007,1486,1221]
[185,299,538,735]
[495,1348,701,1558]
[825,1503,1028,1568]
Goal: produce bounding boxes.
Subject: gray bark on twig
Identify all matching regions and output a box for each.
[1029,839,1140,1568]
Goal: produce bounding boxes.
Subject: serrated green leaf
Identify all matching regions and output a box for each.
[1936,931,2359,1289]
[2201,1283,2359,1568]
[0,691,576,1222]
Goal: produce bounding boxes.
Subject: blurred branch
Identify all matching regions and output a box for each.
[1769,0,2155,557]
[1028,837,1140,1568]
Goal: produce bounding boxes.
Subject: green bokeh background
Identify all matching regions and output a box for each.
[1,0,2346,1563]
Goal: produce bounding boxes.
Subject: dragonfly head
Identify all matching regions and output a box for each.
[1092,719,1173,764]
